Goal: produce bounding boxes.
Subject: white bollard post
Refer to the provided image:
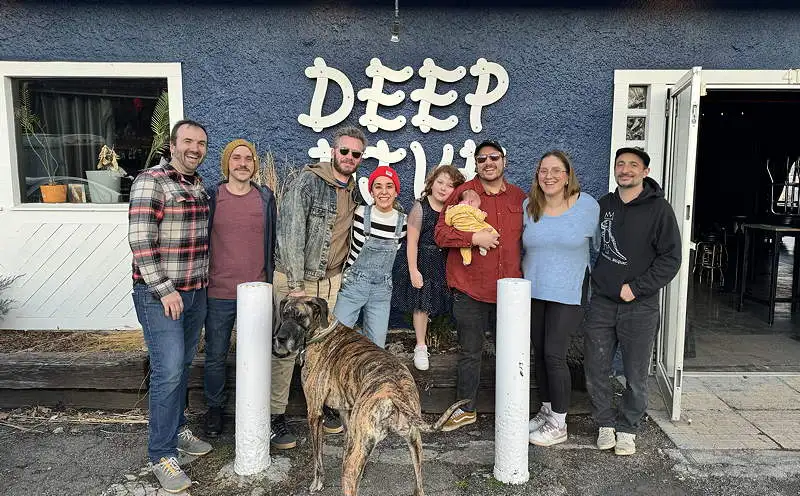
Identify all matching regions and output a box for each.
[493,278,531,484]
[233,282,272,476]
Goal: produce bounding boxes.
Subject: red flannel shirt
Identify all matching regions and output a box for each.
[128,164,210,298]
[434,177,526,303]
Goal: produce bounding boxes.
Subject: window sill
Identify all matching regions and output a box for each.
[8,203,128,212]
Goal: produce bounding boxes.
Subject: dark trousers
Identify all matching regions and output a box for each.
[452,290,496,412]
[204,297,237,408]
[530,298,585,414]
[583,294,660,434]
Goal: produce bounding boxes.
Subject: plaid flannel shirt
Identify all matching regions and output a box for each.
[128,164,210,298]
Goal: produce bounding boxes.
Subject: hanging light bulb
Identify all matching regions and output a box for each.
[390,0,400,42]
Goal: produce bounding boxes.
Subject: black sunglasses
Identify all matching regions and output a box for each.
[338,147,363,159]
[475,152,502,164]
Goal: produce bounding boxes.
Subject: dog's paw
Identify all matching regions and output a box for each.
[309,478,324,492]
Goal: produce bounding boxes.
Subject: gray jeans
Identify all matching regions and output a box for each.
[583,294,660,434]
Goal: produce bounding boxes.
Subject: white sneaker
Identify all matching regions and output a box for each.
[596,426,616,450]
[528,405,552,432]
[529,420,567,447]
[413,344,430,370]
[614,432,636,455]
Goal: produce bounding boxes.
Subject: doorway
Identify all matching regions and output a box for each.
[685,89,800,372]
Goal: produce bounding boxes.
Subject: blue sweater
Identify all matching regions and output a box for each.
[521,194,600,305]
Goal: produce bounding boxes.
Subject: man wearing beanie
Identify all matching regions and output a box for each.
[584,147,680,456]
[272,125,366,448]
[203,139,277,439]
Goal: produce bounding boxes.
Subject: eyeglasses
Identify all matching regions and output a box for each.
[338,147,363,159]
[538,168,567,177]
[475,153,502,164]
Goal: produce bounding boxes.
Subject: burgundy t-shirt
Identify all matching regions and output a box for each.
[208,185,266,299]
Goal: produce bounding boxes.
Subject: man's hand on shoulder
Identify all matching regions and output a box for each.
[161,291,184,320]
[472,228,500,250]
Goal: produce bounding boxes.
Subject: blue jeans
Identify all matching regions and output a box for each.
[334,272,392,348]
[583,294,660,434]
[132,284,207,462]
[203,298,237,408]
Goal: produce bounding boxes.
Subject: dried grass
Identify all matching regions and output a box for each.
[0,330,145,353]
[1,406,148,428]
[254,148,303,209]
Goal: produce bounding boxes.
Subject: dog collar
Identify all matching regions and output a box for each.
[306,319,341,345]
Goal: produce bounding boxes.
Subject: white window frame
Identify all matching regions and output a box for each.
[0,61,184,211]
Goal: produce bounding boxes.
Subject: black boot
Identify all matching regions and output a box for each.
[204,406,223,438]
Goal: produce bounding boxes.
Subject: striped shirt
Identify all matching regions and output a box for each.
[128,164,210,298]
[345,205,407,268]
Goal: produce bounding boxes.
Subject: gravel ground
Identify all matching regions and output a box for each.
[2,411,799,496]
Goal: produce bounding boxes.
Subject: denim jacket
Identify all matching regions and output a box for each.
[208,181,277,284]
[275,162,359,292]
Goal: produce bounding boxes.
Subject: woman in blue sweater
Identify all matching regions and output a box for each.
[523,150,599,447]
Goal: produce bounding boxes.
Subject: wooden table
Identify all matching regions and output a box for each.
[736,223,800,326]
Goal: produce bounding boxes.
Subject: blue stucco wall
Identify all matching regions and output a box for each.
[2,1,800,206]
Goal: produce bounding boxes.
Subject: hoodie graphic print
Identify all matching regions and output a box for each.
[600,211,627,265]
[591,177,682,301]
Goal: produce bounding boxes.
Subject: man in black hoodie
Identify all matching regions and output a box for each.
[584,147,681,456]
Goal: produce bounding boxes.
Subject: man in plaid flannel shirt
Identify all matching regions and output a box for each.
[128,119,214,493]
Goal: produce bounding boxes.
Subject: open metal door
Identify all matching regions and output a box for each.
[657,67,701,421]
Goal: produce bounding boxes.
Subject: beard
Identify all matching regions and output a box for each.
[333,155,358,177]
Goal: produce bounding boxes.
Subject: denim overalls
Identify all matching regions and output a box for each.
[333,205,406,348]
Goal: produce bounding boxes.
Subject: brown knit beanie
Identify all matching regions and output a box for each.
[220,139,259,178]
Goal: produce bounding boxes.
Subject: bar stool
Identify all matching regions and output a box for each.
[694,231,726,287]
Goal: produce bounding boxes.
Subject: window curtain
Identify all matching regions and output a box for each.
[35,93,114,179]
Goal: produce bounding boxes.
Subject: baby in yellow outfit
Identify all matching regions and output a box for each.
[445,189,499,265]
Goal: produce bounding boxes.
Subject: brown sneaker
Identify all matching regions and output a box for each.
[441,408,476,432]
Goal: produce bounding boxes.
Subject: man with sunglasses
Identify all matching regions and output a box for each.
[271,125,367,449]
[434,139,526,431]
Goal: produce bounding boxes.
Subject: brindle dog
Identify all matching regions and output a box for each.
[273,296,467,496]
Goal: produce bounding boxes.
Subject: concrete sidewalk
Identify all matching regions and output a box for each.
[648,374,800,450]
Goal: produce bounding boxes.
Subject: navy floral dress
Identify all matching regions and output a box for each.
[392,197,452,317]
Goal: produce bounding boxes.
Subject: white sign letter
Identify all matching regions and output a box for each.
[358,58,414,132]
[410,58,466,133]
[465,58,509,133]
[298,58,355,132]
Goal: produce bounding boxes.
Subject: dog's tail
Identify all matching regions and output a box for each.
[417,399,471,433]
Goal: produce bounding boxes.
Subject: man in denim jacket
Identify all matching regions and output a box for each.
[271,125,366,449]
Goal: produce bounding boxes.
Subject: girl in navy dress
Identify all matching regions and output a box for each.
[393,164,465,370]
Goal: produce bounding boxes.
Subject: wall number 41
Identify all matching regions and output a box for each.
[783,69,800,84]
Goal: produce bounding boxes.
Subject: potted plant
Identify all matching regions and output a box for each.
[14,88,65,203]
[86,145,125,203]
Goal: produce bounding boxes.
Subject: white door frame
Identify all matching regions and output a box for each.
[610,68,800,420]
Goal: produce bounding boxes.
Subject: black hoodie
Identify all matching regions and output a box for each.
[591,177,682,302]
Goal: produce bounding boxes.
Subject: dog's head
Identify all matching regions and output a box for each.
[272,296,329,358]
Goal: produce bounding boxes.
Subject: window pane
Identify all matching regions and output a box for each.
[628,85,647,109]
[626,116,646,141]
[14,78,168,203]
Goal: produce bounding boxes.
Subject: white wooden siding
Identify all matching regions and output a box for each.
[0,209,139,330]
